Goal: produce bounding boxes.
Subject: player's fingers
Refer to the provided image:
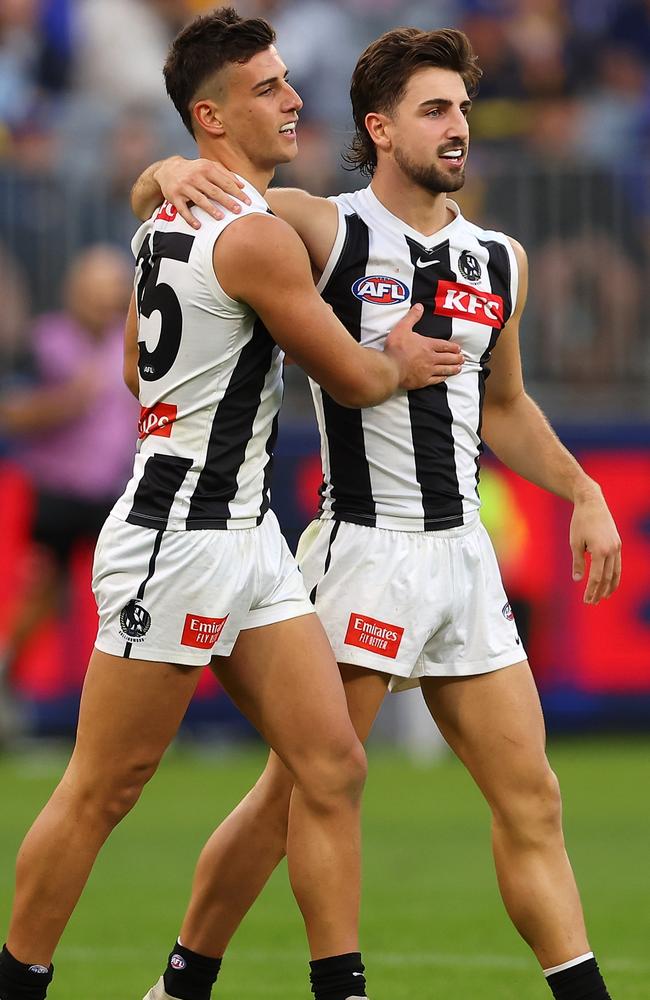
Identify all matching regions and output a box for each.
[590,552,613,604]
[430,352,465,368]
[427,365,464,385]
[429,338,462,354]
[175,197,202,230]
[583,551,605,604]
[210,170,252,204]
[185,187,225,221]
[609,547,622,596]
[601,549,622,599]
[199,180,249,213]
[402,303,424,328]
[572,545,585,583]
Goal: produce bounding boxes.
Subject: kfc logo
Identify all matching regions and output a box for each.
[181,613,229,649]
[138,402,177,439]
[156,201,178,222]
[434,280,504,328]
[344,613,404,659]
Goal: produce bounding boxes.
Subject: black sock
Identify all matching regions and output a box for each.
[545,955,611,1000]
[309,952,366,1000]
[0,945,53,1000]
[162,940,222,1000]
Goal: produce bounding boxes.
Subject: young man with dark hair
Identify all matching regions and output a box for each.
[134,22,622,1000]
[0,11,460,1000]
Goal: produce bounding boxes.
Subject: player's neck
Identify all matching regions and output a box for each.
[196,140,274,197]
[370,167,454,237]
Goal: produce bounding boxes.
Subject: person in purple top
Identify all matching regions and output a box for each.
[0,244,137,737]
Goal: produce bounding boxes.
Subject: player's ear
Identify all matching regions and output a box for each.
[193,100,225,137]
[365,112,392,154]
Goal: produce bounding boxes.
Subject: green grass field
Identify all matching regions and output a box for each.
[1,738,648,999]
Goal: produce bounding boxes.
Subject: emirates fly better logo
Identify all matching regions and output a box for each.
[181,613,229,649]
[344,613,404,659]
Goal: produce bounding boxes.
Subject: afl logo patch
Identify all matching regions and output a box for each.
[458,250,482,283]
[119,599,152,642]
[502,602,515,622]
[352,275,410,305]
[170,954,187,971]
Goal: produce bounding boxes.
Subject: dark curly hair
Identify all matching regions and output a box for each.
[345,27,482,177]
[164,6,276,137]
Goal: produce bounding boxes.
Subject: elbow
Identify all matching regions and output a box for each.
[328,383,385,409]
[325,370,392,409]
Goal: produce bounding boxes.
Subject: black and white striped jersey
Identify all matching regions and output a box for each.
[111,180,283,531]
[312,185,518,531]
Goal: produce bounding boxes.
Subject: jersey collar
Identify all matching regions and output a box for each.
[364,184,463,248]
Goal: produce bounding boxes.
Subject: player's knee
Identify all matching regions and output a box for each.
[65,756,160,831]
[297,735,367,809]
[495,767,563,843]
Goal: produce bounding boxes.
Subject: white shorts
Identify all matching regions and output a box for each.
[296,516,526,692]
[93,510,314,666]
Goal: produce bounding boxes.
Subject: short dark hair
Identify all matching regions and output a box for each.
[345,27,482,177]
[164,6,276,137]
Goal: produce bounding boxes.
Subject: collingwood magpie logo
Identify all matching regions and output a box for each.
[458,250,482,283]
[119,599,151,642]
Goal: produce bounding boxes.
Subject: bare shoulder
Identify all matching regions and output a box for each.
[213,211,309,300]
[505,234,528,270]
[215,210,298,255]
[504,234,529,313]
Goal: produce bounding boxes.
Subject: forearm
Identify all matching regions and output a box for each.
[130,160,167,220]
[482,391,599,503]
[341,347,400,408]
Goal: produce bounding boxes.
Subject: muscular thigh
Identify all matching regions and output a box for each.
[211,615,360,772]
[68,648,202,785]
[421,661,550,808]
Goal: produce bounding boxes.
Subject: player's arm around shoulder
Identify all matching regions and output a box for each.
[214,213,447,407]
[266,188,338,274]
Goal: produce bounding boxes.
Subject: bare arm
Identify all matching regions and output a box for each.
[215,213,463,407]
[482,238,621,604]
[123,293,139,399]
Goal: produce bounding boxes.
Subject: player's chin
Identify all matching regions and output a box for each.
[276,139,299,163]
[444,169,466,192]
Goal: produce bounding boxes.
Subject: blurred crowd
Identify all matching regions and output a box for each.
[0,0,649,741]
[1,0,649,398]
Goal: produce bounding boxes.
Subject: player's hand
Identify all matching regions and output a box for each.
[153,156,252,229]
[385,304,464,390]
[569,485,622,604]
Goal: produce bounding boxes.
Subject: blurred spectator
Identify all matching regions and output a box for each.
[0,245,138,741]
[0,243,31,394]
[483,100,644,381]
[73,0,191,112]
[0,0,74,130]
[608,0,650,64]
[0,110,99,311]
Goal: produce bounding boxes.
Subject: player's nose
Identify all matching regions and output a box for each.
[283,82,303,111]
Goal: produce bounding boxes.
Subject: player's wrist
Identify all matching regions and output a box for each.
[571,475,602,506]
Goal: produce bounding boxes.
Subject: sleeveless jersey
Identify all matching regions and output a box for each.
[312,185,519,531]
[111,179,283,532]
